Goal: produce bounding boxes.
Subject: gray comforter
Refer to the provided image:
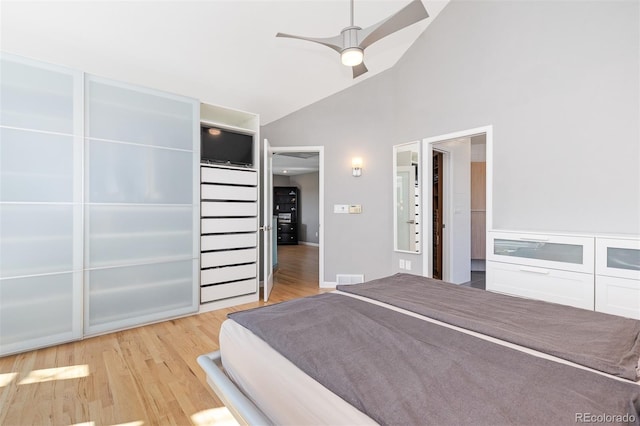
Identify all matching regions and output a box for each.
[229,293,640,425]
[338,273,640,381]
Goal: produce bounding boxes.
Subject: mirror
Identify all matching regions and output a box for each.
[394,141,421,253]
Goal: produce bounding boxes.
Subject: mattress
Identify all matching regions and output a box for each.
[216,290,640,425]
[219,316,376,425]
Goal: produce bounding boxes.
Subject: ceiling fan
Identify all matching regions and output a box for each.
[276,0,429,79]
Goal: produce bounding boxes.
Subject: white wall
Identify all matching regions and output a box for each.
[262,0,640,282]
[394,0,639,234]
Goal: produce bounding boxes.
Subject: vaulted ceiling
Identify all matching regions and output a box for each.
[1,0,448,124]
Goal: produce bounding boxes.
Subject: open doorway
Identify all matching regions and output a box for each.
[432,150,444,280]
[423,126,492,287]
[270,147,324,293]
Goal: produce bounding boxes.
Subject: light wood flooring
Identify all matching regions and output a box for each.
[0,245,322,426]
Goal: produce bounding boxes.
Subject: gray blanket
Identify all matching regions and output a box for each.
[338,273,640,381]
[229,293,640,426]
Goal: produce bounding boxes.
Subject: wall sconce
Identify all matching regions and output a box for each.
[352,157,363,177]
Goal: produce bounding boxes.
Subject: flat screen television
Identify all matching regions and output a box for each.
[201,124,254,167]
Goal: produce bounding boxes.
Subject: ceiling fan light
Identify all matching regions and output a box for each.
[341,48,363,67]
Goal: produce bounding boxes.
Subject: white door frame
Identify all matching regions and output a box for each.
[262,139,274,301]
[422,125,493,281]
[271,146,325,287]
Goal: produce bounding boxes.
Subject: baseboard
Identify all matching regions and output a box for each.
[299,241,319,247]
[321,281,337,289]
[198,293,259,313]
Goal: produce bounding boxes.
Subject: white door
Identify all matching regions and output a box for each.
[426,138,471,284]
[439,139,471,284]
[262,138,274,301]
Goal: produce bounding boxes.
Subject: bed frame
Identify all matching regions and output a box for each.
[197,351,273,425]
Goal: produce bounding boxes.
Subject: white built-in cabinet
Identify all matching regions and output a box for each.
[487,231,640,318]
[200,166,258,305]
[487,231,595,310]
[0,54,84,355]
[198,103,260,312]
[595,237,640,319]
[0,53,200,355]
[84,76,200,335]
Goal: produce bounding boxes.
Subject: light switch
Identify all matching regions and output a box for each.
[349,204,362,214]
[334,204,349,214]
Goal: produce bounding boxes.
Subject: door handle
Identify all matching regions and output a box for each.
[519,266,550,275]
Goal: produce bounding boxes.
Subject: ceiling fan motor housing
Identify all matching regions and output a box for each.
[340,26,361,50]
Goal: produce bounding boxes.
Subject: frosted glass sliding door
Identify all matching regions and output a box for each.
[84,76,199,335]
[0,54,83,355]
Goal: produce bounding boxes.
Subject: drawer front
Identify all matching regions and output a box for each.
[277,233,297,243]
[201,166,257,186]
[202,201,257,217]
[201,264,257,286]
[201,184,257,201]
[201,278,257,303]
[486,261,594,310]
[201,248,256,268]
[201,234,256,251]
[595,275,640,319]
[488,232,594,273]
[202,218,257,234]
[277,224,296,233]
[596,237,640,280]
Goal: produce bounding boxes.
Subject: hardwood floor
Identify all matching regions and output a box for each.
[0,245,322,426]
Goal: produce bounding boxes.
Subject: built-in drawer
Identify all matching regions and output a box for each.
[486,260,594,310]
[595,275,640,319]
[201,278,257,303]
[201,218,257,234]
[201,248,256,268]
[202,201,257,217]
[201,233,256,251]
[201,166,257,186]
[201,264,257,286]
[201,184,257,201]
[488,231,594,273]
[595,237,640,280]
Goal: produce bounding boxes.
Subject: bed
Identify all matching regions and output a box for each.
[198,273,640,425]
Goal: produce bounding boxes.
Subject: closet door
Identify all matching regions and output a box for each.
[84,76,199,335]
[0,54,83,355]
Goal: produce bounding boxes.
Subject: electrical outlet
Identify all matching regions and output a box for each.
[405,260,412,271]
[399,259,405,269]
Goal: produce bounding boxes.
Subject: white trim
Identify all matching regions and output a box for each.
[271,146,325,288]
[200,120,256,136]
[393,141,422,254]
[321,281,337,289]
[422,125,493,279]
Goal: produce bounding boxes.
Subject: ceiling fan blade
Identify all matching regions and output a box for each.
[276,32,344,54]
[358,0,429,50]
[352,62,368,79]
